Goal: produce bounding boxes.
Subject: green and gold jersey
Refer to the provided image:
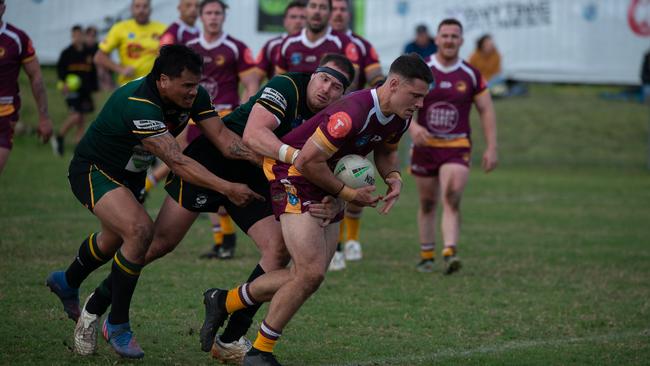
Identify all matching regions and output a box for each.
[72,74,218,179]
[223,72,314,138]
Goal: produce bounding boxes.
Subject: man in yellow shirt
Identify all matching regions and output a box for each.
[94,0,166,86]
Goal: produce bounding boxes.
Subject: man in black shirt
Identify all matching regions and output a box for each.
[52,25,96,156]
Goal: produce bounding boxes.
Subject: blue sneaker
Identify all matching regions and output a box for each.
[46,271,80,321]
[102,319,144,359]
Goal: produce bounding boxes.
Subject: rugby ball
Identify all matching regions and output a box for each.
[65,74,82,92]
[334,155,375,188]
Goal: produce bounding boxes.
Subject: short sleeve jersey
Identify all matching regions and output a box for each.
[256,34,285,80]
[186,33,257,112]
[346,30,381,88]
[276,27,359,73]
[73,74,218,179]
[223,72,313,137]
[418,56,487,147]
[159,20,199,46]
[280,88,409,170]
[0,22,36,117]
[56,45,95,93]
[99,19,167,85]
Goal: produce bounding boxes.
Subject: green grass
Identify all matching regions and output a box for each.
[1,69,649,365]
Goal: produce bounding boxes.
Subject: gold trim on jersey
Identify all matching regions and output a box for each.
[131,129,167,135]
[364,63,381,72]
[257,100,285,118]
[238,68,259,78]
[128,97,161,109]
[263,157,276,181]
[313,128,338,156]
[198,109,215,115]
[424,137,471,148]
[277,74,299,117]
[21,55,35,64]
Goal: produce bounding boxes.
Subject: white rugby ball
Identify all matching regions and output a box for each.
[333,154,376,189]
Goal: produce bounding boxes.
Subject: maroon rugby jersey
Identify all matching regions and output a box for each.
[159,19,199,46]
[418,55,487,149]
[345,30,381,88]
[270,88,409,179]
[186,33,257,112]
[276,26,359,73]
[0,22,36,117]
[256,34,285,79]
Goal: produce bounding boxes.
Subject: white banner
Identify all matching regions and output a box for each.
[5,0,649,84]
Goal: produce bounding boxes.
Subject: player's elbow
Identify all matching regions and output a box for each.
[242,129,256,150]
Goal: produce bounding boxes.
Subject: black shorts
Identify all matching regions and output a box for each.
[66,92,94,113]
[68,158,145,212]
[164,135,272,233]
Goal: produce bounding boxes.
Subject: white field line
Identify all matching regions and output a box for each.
[326,329,650,366]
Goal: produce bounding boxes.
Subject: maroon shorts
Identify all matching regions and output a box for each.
[409,146,471,177]
[0,112,18,150]
[269,175,344,223]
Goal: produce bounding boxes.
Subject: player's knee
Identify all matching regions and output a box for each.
[444,189,462,210]
[420,199,436,214]
[125,221,154,248]
[298,270,325,295]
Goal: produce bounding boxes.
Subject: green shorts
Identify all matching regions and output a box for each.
[68,159,145,212]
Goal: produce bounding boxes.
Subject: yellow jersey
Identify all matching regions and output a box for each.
[99,19,166,85]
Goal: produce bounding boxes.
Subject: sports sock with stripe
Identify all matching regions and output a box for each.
[252,320,282,353]
[108,249,143,324]
[65,232,111,288]
[220,264,265,343]
[420,242,435,260]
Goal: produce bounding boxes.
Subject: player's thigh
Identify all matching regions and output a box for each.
[439,163,470,197]
[279,213,329,270]
[93,186,153,240]
[324,222,341,262]
[149,196,199,254]
[0,147,10,174]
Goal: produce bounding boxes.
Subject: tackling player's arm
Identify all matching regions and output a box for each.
[198,116,262,166]
[242,104,298,164]
[296,135,378,208]
[23,57,52,142]
[142,132,263,206]
[373,142,402,214]
[474,90,498,172]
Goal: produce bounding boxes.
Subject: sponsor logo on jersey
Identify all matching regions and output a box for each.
[305,55,317,63]
[426,101,459,134]
[0,47,6,58]
[133,119,166,131]
[128,32,135,40]
[456,81,467,93]
[290,52,302,65]
[260,87,288,111]
[345,43,359,62]
[440,81,452,89]
[327,111,352,138]
[215,55,226,66]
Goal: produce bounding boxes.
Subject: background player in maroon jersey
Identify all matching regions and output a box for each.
[160,0,200,46]
[410,19,498,274]
[199,54,433,366]
[255,1,306,82]
[0,0,53,175]
[188,0,260,259]
[328,0,385,269]
[275,0,360,88]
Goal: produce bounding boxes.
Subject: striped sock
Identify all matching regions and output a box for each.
[225,282,257,314]
[108,249,143,324]
[252,320,282,353]
[220,214,235,235]
[420,242,435,260]
[442,246,457,257]
[212,223,223,247]
[344,213,361,242]
[65,232,111,288]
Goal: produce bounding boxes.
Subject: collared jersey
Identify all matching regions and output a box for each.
[276,26,359,73]
[99,19,166,85]
[256,34,285,79]
[159,19,200,46]
[224,72,313,137]
[0,22,36,117]
[345,30,381,88]
[276,88,409,173]
[417,55,487,149]
[186,33,257,113]
[72,74,218,179]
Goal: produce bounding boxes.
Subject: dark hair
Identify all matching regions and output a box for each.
[200,0,227,14]
[437,18,463,33]
[85,26,97,35]
[476,34,492,51]
[319,53,355,82]
[71,25,83,32]
[388,53,433,84]
[284,1,306,17]
[152,45,202,80]
[415,24,428,34]
[307,0,332,11]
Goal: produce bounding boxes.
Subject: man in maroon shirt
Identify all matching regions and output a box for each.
[410,19,498,274]
[0,0,52,175]
[159,0,200,46]
[199,54,433,366]
[255,1,306,81]
[275,0,360,86]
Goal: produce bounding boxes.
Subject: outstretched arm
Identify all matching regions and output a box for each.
[198,116,262,166]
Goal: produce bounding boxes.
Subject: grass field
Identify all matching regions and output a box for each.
[1,69,649,365]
